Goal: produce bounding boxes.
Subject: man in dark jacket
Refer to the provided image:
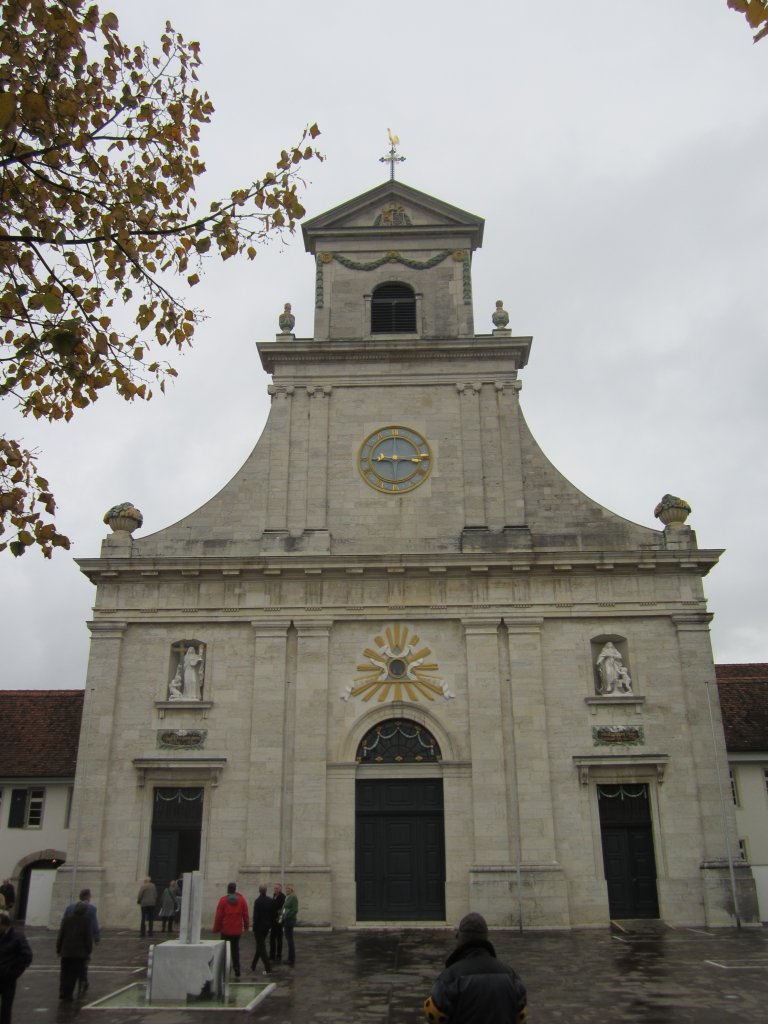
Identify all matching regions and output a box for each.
[63,889,100,995]
[250,885,274,975]
[0,911,32,1024]
[424,912,527,1024]
[269,883,286,963]
[56,901,93,1002]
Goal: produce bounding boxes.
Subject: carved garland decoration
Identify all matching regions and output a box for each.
[314,249,470,308]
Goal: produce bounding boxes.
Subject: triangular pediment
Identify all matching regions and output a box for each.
[302,180,484,253]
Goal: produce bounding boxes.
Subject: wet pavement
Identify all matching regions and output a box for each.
[8,922,768,1022]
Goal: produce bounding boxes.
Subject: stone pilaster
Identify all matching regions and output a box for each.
[463,618,510,863]
[457,383,486,528]
[306,386,332,531]
[52,621,126,913]
[504,618,558,864]
[265,385,294,532]
[290,619,333,866]
[673,614,759,924]
[496,380,526,526]
[245,621,291,866]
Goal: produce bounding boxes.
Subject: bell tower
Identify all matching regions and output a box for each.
[301,180,485,341]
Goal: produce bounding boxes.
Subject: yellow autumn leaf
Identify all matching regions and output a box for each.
[0,92,16,129]
[21,91,49,120]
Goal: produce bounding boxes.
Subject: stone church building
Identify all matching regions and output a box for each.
[53,179,758,929]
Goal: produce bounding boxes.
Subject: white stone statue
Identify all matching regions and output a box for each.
[168,666,184,701]
[595,642,632,695]
[182,645,205,700]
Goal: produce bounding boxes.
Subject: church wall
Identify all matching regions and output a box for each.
[57,179,758,931]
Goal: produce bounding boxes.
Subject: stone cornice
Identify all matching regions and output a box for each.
[258,335,532,374]
[77,547,723,584]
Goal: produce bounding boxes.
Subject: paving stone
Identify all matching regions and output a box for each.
[9,924,768,1023]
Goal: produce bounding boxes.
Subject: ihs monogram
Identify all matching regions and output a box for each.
[347,623,451,702]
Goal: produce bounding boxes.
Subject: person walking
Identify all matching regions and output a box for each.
[63,889,100,996]
[136,877,158,937]
[56,902,93,1003]
[424,912,527,1024]
[250,885,274,975]
[213,883,249,978]
[282,884,298,967]
[158,881,179,934]
[269,883,286,963]
[0,911,32,1024]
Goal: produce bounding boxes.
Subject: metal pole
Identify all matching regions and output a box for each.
[704,679,741,927]
[279,680,291,889]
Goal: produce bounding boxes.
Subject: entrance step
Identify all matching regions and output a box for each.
[610,918,670,936]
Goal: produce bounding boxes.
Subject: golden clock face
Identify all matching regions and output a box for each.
[358,426,432,494]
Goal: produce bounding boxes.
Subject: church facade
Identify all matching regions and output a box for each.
[53,180,758,929]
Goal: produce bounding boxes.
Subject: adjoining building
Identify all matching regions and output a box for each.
[717,663,768,922]
[0,690,82,923]
[52,178,758,929]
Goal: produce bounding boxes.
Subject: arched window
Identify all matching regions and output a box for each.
[356,718,441,763]
[371,283,416,334]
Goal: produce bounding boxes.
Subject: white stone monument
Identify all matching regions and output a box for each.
[147,871,228,1004]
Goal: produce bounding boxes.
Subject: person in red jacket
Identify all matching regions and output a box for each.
[213,883,249,979]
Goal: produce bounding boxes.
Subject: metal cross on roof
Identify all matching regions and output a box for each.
[379,129,406,181]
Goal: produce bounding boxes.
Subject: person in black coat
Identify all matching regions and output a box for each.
[424,912,527,1024]
[56,902,93,1002]
[250,885,274,975]
[0,884,14,915]
[0,911,32,1024]
[269,883,286,963]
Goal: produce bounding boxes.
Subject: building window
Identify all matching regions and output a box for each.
[64,786,74,829]
[729,768,739,807]
[738,838,748,862]
[356,719,441,763]
[7,788,45,829]
[371,283,416,334]
[764,767,768,797]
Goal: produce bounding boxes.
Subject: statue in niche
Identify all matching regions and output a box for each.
[595,642,633,696]
[183,645,205,700]
[167,640,206,701]
[168,666,184,701]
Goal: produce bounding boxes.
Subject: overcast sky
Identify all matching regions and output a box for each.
[2,0,767,691]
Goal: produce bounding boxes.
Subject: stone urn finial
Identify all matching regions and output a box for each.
[278,302,295,335]
[654,494,691,528]
[492,299,509,329]
[103,502,143,533]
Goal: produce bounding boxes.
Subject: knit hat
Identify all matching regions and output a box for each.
[456,912,488,939]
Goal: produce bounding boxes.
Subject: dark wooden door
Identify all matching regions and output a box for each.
[598,784,659,919]
[356,778,445,921]
[148,787,203,895]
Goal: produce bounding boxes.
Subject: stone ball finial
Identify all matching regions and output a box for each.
[278,302,295,335]
[653,494,691,528]
[103,502,143,533]
[492,300,509,329]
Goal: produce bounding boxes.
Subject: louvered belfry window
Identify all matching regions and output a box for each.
[371,282,416,334]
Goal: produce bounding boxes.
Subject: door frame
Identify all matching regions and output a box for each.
[355,775,446,921]
[597,783,660,918]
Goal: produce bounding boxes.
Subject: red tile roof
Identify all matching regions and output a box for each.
[716,664,768,752]
[0,690,83,778]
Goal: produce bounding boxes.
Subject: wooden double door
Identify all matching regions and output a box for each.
[598,783,660,919]
[147,787,203,894]
[355,778,445,921]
